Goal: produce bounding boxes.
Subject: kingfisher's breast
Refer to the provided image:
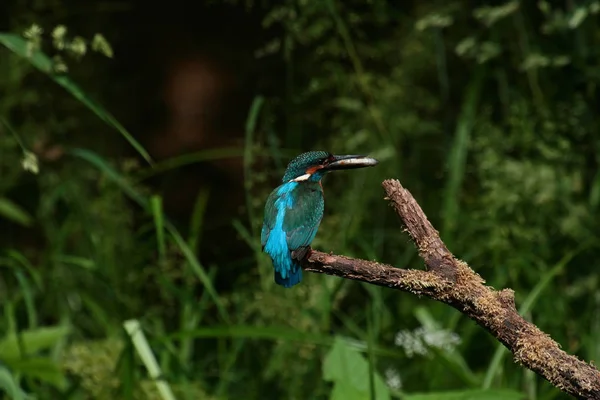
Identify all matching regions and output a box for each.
[290,182,324,226]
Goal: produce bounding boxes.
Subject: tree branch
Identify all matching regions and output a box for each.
[303,179,600,399]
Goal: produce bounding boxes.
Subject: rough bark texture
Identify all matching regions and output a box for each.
[302,179,600,399]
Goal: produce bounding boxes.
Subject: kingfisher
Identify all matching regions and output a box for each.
[261,151,379,288]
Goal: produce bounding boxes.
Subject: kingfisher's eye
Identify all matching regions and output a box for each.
[324,154,335,164]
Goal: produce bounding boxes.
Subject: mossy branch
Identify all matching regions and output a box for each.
[303,179,600,399]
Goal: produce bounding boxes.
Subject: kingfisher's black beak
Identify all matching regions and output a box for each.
[323,154,379,171]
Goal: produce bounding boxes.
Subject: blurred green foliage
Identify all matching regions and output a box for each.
[1,0,600,399]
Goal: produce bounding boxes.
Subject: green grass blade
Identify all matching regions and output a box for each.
[232,219,269,287]
[178,266,217,367]
[169,325,333,345]
[69,148,148,205]
[214,338,246,397]
[0,116,28,152]
[68,147,230,323]
[231,219,261,253]
[14,270,37,328]
[589,169,600,209]
[0,197,33,227]
[243,96,265,229]
[188,188,210,254]
[150,195,167,263]
[482,243,592,388]
[79,294,113,335]
[2,250,43,289]
[0,33,153,164]
[167,228,230,323]
[0,364,28,400]
[134,148,245,181]
[123,319,176,400]
[442,67,484,244]
[325,0,390,143]
[165,326,403,358]
[366,304,378,400]
[523,349,537,400]
[245,96,265,138]
[53,254,96,270]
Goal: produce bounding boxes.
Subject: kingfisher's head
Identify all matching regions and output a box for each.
[281,151,379,183]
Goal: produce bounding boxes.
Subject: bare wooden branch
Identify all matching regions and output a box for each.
[303,179,600,399]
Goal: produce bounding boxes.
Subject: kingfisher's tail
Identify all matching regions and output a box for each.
[274,261,303,288]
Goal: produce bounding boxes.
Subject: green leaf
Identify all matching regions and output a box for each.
[0,33,153,164]
[0,365,29,400]
[123,320,176,400]
[329,380,365,400]
[323,336,390,400]
[0,197,33,227]
[404,389,524,400]
[0,325,70,359]
[7,357,66,389]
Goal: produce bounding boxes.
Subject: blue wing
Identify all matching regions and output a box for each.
[283,211,322,252]
[261,190,278,250]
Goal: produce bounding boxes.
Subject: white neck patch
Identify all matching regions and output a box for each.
[291,173,312,182]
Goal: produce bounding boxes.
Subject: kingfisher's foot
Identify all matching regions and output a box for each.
[291,246,313,261]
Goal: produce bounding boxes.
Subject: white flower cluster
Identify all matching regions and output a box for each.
[21,151,39,174]
[384,367,402,390]
[22,23,113,74]
[394,326,461,358]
